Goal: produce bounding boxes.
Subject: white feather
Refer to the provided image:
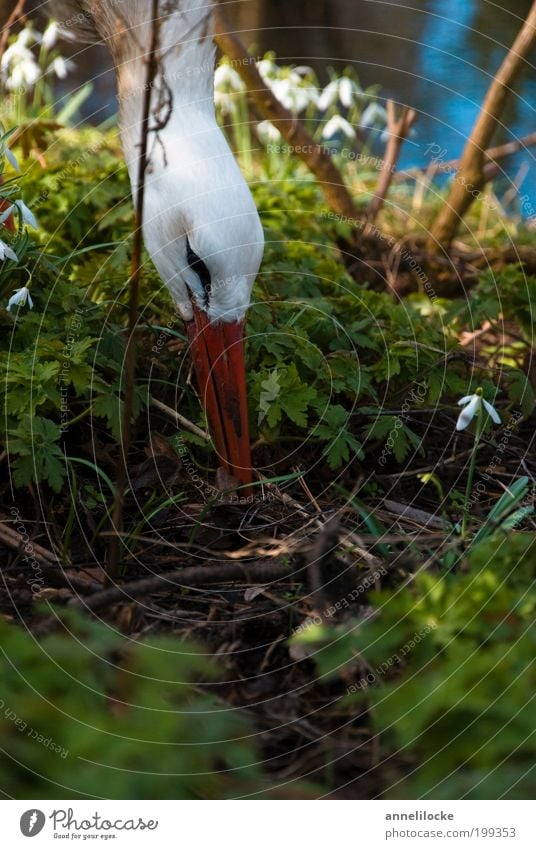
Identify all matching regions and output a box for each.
[52,0,264,322]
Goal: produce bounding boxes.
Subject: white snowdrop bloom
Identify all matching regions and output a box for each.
[271,74,317,113]
[318,77,361,111]
[16,27,38,48]
[47,56,75,80]
[294,65,316,77]
[1,28,41,90]
[317,80,339,111]
[42,21,59,50]
[256,120,281,143]
[214,63,245,113]
[322,114,356,140]
[6,286,33,312]
[3,53,41,90]
[0,199,38,229]
[257,57,279,87]
[214,63,245,92]
[360,102,388,128]
[456,393,501,432]
[339,77,355,108]
[0,238,18,262]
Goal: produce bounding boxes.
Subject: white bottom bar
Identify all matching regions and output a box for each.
[1,800,534,848]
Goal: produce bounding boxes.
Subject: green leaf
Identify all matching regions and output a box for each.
[315,404,364,468]
[9,416,65,491]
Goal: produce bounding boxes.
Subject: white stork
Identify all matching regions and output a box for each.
[50,0,264,489]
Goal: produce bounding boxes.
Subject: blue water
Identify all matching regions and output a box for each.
[239,0,536,213]
[397,0,536,210]
[60,0,536,212]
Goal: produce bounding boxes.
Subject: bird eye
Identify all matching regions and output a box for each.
[186,236,211,300]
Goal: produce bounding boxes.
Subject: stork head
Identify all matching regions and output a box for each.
[140,125,264,492]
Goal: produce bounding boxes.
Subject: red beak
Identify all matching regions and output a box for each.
[185,303,252,494]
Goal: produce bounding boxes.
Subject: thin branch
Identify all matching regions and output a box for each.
[396,131,536,182]
[0,520,59,565]
[367,100,416,221]
[0,0,26,61]
[429,1,536,249]
[150,396,210,441]
[68,560,305,613]
[107,0,161,578]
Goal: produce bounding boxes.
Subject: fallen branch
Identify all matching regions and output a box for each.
[429,1,536,249]
[0,519,59,565]
[367,100,416,221]
[68,560,305,613]
[213,6,360,222]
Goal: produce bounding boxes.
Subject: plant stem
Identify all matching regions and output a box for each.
[107,0,161,579]
[461,412,485,541]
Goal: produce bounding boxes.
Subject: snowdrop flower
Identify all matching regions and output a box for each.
[47,56,75,80]
[271,73,317,113]
[6,286,33,312]
[15,27,37,49]
[0,199,38,229]
[1,29,41,90]
[322,115,356,140]
[318,76,362,111]
[256,120,282,143]
[360,102,388,128]
[0,238,18,262]
[42,21,59,50]
[214,63,245,92]
[3,53,40,90]
[293,65,316,78]
[214,62,245,113]
[456,390,501,432]
[257,57,279,87]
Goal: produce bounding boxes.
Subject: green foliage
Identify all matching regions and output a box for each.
[0,611,260,798]
[300,532,536,798]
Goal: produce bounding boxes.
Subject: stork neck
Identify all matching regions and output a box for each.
[113,2,216,172]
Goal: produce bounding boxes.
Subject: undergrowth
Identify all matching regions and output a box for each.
[1,43,536,800]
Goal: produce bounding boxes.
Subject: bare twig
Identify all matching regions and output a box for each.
[0,520,58,565]
[149,396,210,441]
[429,1,536,249]
[397,131,536,182]
[367,100,416,221]
[0,0,26,61]
[108,0,161,578]
[212,6,360,222]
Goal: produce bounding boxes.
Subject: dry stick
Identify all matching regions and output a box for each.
[212,6,359,222]
[107,0,161,579]
[0,521,58,565]
[149,396,210,441]
[429,1,536,249]
[0,0,26,60]
[68,560,305,613]
[397,131,536,182]
[367,100,416,221]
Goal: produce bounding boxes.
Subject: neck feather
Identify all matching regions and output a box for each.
[106,1,216,172]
